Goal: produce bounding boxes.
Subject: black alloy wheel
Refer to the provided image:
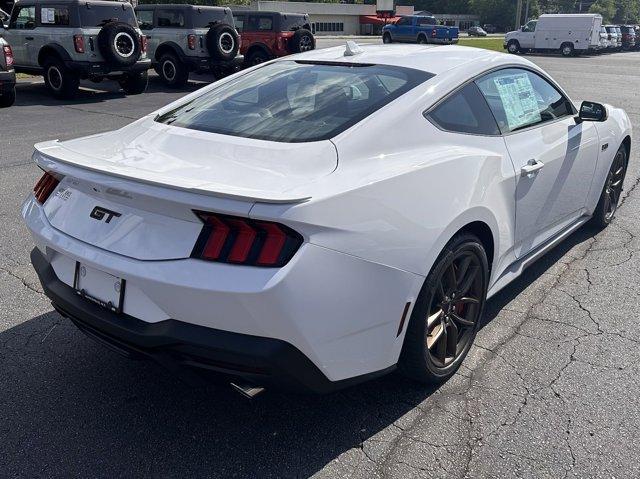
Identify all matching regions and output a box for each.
[590,144,628,229]
[400,233,488,384]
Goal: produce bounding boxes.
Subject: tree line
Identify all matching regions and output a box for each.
[411,0,637,28]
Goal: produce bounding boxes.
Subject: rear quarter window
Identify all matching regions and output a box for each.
[427,82,500,136]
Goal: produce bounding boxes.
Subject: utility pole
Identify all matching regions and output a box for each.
[524,0,530,22]
[515,0,523,29]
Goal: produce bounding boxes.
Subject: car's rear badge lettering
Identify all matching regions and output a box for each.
[90,206,121,224]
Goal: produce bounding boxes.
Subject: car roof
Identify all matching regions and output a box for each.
[231,10,307,17]
[289,44,531,76]
[135,4,228,11]
[15,0,132,5]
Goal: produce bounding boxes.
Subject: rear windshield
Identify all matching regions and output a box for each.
[621,26,635,34]
[193,9,232,28]
[156,60,432,143]
[80,4,137,27]
[280,14,307,31]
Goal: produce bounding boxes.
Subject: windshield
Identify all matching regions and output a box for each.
[80,4,137,27]
[156,60,432,143]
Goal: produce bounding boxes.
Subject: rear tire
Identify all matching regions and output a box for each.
[399,233,488,384]
[119,70,148,95]
[158,53,189,88]
[290,28,315,53]
[245,49,270,66]
[589,144,628,229]
[0,87,16,107]
[43,58,79,99]
[561,42,574,57]
[417,34,428,44]
[383,32,392,44]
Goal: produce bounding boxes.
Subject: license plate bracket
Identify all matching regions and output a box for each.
[73,262,125,314]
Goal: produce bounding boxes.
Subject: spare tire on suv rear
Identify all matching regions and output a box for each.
[289,29,315,53]
[97,22,141,67]
[206,23,239,61]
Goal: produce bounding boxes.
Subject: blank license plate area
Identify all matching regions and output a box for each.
[74,262,124,313]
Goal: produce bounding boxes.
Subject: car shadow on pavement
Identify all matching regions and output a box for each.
[0,226,598,478]
[12,75,207,108]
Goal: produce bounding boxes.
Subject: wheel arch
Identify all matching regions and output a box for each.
[245,43,271,59]
[622,135,631,158]
[427,209,501,280]
[38,43,71,67]
[155,42,185,62]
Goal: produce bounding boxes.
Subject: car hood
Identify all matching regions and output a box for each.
[34,116,338,204]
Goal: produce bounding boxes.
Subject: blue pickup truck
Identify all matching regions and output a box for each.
[382,16,459,45]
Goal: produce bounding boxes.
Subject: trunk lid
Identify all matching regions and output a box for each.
[36,117,337,260]
[36,116,338,203]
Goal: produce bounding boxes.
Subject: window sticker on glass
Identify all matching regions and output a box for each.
[493,73,541,131]
[41,7,56,24]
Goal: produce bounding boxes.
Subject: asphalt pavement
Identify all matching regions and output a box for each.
[1,42,640,478]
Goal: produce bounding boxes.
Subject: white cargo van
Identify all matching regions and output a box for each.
[505,14,602,56]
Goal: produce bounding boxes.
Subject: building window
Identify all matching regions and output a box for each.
[314,22,343,33]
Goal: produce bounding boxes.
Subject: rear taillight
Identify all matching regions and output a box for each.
[140,35,148,53]
[73,34,85,53]
[3,45,14,67]
[187,34,197,50]
[192,212,302,267]
[431,28,437,38]
[33,172,61,204]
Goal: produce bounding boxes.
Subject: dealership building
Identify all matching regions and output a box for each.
[233,1,480,35]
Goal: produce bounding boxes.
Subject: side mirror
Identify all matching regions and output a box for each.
[579,101,608,122]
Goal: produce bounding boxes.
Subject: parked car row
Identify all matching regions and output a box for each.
[0,0,315,104]
[505,13,639,57]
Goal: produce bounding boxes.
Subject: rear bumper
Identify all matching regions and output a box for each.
[66,58,151,77]
[179,55,242,73]
[23,197,422,390]
[0,69,16,90]
[32,248,392,393]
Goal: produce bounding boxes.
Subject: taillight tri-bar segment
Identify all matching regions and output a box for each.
[191,211,303,267]
[33,171,61,204]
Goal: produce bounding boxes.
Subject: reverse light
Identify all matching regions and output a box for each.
[33,171,61,204]
[431,28,437,38]
[3,45,14,67]
[187,34,197,50]
[73,34,85,53]
[192,212,302,267]
[140,35,148,53]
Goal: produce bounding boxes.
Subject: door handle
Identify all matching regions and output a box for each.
[25,36,34,40]
[521,159,544,177]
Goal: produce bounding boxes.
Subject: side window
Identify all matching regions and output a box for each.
[233,15,244,32]
[137,10,154,30]
[157,9,184,28]
[475,68,573,133]
[40,6,69,26]
[418,17,436,26]
[248,15,272,31]
[522,20,536,32]
[426,82,500,136]
[396,17,412,26]
[10,5,36,29]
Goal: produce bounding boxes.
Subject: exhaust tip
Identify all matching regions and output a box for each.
[230,382,265,399]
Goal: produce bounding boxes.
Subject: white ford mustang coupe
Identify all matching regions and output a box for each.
[23,44,631,395]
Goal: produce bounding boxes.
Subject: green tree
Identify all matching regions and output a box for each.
[468,0,516,29]
[589,0,616,21]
